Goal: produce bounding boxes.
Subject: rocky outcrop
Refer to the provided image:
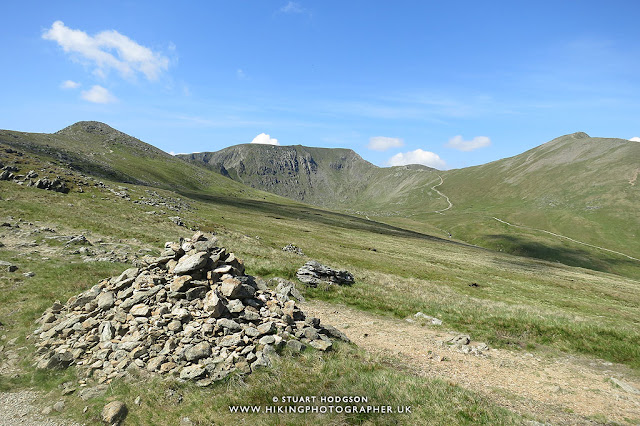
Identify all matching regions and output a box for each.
[33,232,345,386]
[296,260,354,287]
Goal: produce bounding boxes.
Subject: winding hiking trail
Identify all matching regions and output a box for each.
[304,300,640,425]
[425,176,639,262]
[432,175,453,215]
[492,217,640,262]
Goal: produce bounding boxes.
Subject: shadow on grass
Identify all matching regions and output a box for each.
[483,234,639,275]
[178,190,476,247]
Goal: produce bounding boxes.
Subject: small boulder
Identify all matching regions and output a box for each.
[101,401,127,425]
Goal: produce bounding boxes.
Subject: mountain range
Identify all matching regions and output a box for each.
[1,121,638,277]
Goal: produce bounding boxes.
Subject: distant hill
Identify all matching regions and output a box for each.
[1,121,637,276]
[179,144,440,210]
[0,121,264,198]
[182,133,640,275]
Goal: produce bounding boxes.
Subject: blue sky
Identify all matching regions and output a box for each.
[1,1,639,169]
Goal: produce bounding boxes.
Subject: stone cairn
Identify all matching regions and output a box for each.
[33,232,348,386]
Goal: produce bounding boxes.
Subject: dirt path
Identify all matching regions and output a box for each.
[492,216,640,262]
[303,300,640,425]
[432,175,453,215]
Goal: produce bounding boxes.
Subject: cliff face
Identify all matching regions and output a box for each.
[180,144,379,206]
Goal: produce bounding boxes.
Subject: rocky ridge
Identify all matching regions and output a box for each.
[32,232,348,386]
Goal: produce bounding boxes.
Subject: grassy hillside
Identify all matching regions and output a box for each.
[0,121,266,197]
[1,136,639,424]
[183,133,640,278]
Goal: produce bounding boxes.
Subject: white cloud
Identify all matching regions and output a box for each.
[237,69,248,80]
[251,133,279,145]
[80,85,117,104]
[368,136,404,151]
[42,20,169,81]
[387,149,446,169]
[60,80,80,89]
[629,137,640,142]
[446,135,491,151]
[280,1,305,13]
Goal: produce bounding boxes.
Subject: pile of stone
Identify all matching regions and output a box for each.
[282,243,304,256]
[33,232,348,386]
[296,260,354,287]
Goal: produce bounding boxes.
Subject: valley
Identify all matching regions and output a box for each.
[0,122,639,425]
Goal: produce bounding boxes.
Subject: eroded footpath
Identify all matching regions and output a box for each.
[304,300,640,425]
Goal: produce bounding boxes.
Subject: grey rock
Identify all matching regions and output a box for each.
[219,333,242,347]
[203,291,226,317]
[0,260,18,273]
[448,334,471,346]
[102,401,128,424]
[220,278,255,299]
[185,342,211,362]
[282,243,304,256]
[79,385,108,401]
[130,304,150,317]
[275,279,305,302]
[321,324,350,342]
[310,340,332,351]
[286,339,306,353]
[218,318,242,332]
[180,365,205,380]
[186,286,208,301]
[174,251,209,275]
[250,352,272,371]
[97,292,115,310]
[296,260,354,287]
[610,377,640,395]
[227,299,244,314]
[259,335,276,345]
[257,322,276,335]
[170,275,192,292]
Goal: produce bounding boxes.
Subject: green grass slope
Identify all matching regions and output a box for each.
[182,133,639,278]
[0,121,265,197]
[1,138,639,424]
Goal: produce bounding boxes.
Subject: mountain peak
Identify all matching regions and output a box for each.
[55,121,121,137]
[569,131,590,139]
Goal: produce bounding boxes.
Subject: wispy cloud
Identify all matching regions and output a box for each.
[446,135,491,151]
[251,133,279,145]
[81,85,117,104]
[280,1,305,14]
[43,21,170,81]
[368,136,404,151]
[387,149,446,169]
[237,69,248,80]
[60,80,80,89]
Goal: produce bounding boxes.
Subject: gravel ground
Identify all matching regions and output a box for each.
[0,391,82,426]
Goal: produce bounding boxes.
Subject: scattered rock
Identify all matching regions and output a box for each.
[52,400,65,412]
[448,334,471,345]
[414,312,442,325]
[78,385,108,401]
[296,260,354,287]
[0,261,18,273]
[102,401,128,424]
[610,377,640,395]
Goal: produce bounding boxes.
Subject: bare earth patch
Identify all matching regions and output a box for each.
[303,299,640,425]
